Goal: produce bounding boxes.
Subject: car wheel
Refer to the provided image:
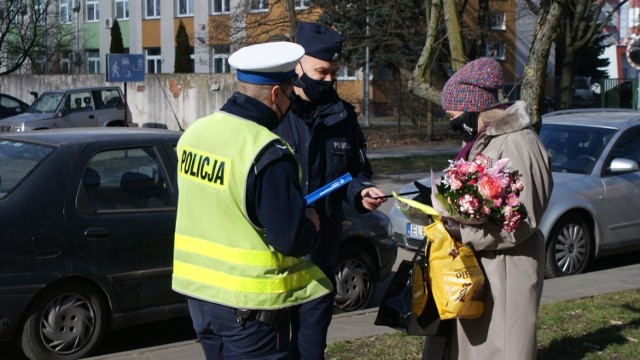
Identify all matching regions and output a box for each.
[545,214,593,278]
[19,283,106,360]
[334,245,376,312]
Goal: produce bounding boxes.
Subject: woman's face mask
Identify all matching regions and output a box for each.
[450,112,478,142]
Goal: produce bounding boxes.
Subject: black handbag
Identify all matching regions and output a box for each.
[374,238,442,336]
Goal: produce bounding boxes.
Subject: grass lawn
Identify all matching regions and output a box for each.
[326,288,640,359]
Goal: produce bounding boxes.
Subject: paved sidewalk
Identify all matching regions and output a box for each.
[88,262,640,359]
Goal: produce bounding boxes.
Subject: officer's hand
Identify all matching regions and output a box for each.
[305,207,320,231]
[360,187,386,211]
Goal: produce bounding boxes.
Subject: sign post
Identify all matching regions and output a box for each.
[626,35,640,110]
[106,54,145,126]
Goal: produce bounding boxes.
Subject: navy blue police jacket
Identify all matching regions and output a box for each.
[219,92,318,258]
[275,93,375,275]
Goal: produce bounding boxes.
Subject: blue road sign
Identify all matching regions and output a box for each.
[106,54,145,82]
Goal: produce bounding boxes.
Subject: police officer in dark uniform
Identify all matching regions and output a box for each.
[173,42,332,360]
[275,22,386,359]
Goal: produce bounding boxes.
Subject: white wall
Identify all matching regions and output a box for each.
[0,73,236,131]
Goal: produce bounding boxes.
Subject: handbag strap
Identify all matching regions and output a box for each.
[411,236,430,263]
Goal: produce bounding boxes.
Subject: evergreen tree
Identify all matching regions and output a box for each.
[175,20,192,73]
[573,33,610,80]
[110,19,125,54]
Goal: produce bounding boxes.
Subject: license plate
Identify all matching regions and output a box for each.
[406,223,424,239]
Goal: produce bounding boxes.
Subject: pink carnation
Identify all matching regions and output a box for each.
[434,153,527,233]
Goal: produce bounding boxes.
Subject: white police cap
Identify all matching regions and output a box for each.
[228,41,304,85]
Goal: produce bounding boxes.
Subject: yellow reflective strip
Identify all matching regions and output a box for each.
[175,233,296,267]
[174,260,311,293]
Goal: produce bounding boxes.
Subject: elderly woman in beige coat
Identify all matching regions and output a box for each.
[423,57,553,360]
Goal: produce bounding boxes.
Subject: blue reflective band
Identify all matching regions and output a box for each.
[305,173,353,205]
[236,69,296,85]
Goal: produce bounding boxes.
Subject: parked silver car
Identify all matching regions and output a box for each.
[390,108,640,278]
[0,86,132,132]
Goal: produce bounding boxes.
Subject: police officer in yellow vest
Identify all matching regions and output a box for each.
[172,41,333,359]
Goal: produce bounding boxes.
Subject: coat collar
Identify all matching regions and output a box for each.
[484,101,531,136]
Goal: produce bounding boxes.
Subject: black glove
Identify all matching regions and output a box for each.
[443,218,462,242]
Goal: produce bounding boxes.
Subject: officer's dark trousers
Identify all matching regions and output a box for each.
[188,298,290,359]
[290,291,335,360]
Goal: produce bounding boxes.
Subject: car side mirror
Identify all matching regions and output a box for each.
[609,158,639,173]
[57,109,65,118]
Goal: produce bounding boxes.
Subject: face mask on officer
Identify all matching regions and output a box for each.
[450,112,478,143]
[298,63,337,104]
[274,85,292,119]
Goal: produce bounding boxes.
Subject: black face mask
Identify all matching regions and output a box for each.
[450,112,478,142]
[275,89,291,120]
[298,72,337,104]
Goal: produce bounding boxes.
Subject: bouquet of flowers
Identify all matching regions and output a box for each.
[432,154,526,232]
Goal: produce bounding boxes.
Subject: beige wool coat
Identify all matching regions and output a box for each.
[449,101,553,360]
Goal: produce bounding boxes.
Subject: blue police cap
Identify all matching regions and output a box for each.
[228,42,305,85]
[296,22,343,62]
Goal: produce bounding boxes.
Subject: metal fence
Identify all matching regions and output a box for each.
[593,78,637,109]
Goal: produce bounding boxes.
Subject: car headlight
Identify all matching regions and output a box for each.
[12,124,24,132]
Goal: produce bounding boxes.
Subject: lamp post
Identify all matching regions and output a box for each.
[363,0,370,127]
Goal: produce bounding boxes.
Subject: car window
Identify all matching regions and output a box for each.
[31,93,64,113]
[78,147,174,213]
[0,140,53,199]
[0,95,21,108]
[65,91,93,113]
[540,124,616,174]
[605,126,640,173]
[93,89,123,109]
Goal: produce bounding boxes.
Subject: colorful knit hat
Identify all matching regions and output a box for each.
[441,57,504,112]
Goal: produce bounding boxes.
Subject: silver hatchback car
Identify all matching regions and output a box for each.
[0,86,133,132]
[390,108,640,278]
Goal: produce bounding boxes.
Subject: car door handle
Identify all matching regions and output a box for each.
[84,227,109,238]
[89,115,95,119]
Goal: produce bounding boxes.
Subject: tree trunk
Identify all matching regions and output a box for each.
[408,0,443,103]
[521,0,562,131]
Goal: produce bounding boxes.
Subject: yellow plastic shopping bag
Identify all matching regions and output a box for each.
[423,219,484,319]
[394,193,485,320]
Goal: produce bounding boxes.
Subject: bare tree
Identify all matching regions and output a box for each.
[0,0,71,75]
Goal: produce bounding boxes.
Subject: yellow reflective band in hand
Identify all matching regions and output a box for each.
[393,191,441,225]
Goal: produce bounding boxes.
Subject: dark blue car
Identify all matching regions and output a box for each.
[0,128,396,359]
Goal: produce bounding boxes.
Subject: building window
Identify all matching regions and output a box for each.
[490,11,506,30]
[146,48,162,73]
[213,55,229,73]
[146,0,161,18]
[337,66,356,80]
[115,0,129,20]
[178,0,194,16]
[250,0,268,12]
[294,0,310,10]
[87,50,100,74]
[86,0,99,22]
[61,58,72,74]
[485,41,505,60]
[212,0,230,14]
[60,0,72,24]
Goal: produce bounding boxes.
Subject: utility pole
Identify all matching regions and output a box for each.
[363,0,370,127]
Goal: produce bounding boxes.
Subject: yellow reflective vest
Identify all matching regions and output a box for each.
[172,111,332,310]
